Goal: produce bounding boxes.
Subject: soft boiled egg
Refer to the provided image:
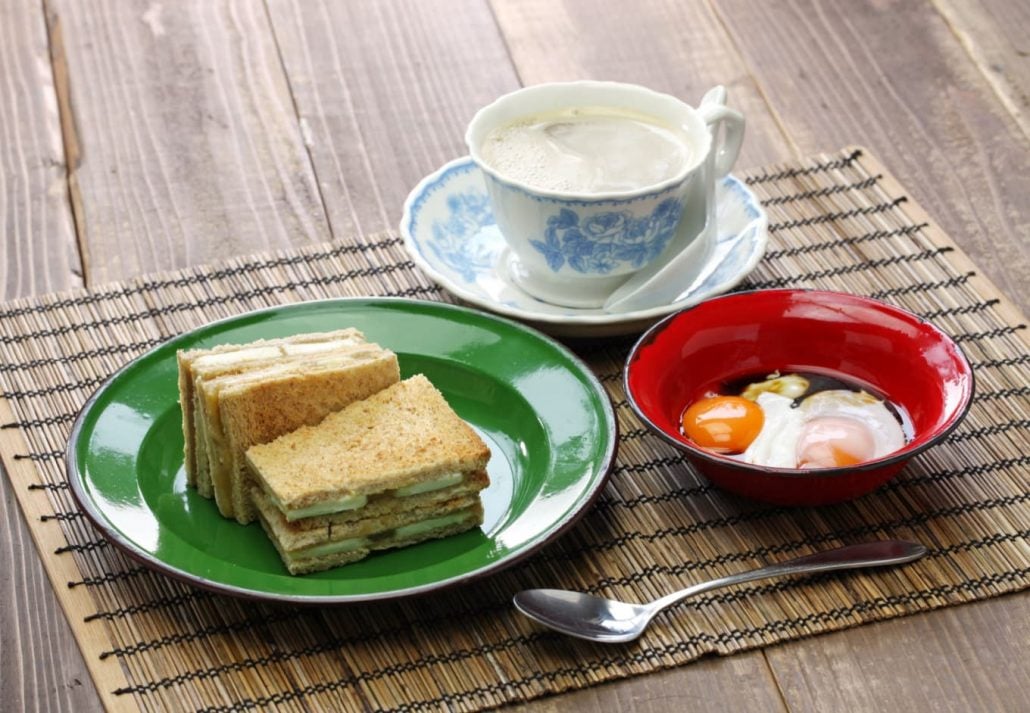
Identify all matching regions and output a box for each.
[794,390,907,468]
[737,389,906,469]
[680,395,764,454]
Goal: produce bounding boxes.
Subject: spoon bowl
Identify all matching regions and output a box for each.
[514,541,927,642]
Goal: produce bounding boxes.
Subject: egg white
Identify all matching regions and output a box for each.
[738,389,906,469]
[798,390,906,460]
[741,392,804,468]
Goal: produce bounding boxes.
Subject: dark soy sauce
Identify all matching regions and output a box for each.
[721,368,915,442]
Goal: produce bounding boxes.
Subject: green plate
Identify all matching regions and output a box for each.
[67,298,617,603]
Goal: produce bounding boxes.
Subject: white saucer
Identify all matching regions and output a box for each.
[400,157,768,338]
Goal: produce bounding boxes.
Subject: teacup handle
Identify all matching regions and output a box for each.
[697,86,745,178]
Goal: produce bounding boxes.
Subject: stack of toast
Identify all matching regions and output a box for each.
[177,330,490,574]
[247,375,490,574]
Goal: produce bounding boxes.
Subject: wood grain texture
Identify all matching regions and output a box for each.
[0,480,103,713]
[932,0,1030,140]
[517,651,788,713]
[0,0,79,294]
[265,0,521,238]
[488,0,796,169]
[765,594,1030,713]
[48,0,330,283]
[0,2,99,712]
[2,1,1028,711]
[712,0,1030,315]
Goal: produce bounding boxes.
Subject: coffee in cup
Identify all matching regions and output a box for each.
[465,81,744,309]
[479,107,694,194]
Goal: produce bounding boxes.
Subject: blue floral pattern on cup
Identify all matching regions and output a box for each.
[529,198,683,274]
[428,191,495,282]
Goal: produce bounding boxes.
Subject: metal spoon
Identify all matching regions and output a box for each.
[513,540,926,643]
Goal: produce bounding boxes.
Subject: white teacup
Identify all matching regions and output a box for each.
[465,81,744,309]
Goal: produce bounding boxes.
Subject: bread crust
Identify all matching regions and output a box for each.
[247,375,491,510]
[177,329,364,491]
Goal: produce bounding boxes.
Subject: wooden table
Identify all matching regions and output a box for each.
[2,1,1027,710]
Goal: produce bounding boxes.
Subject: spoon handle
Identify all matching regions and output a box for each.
[649,540,927,614]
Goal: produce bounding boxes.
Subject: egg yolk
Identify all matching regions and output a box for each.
[681,396,764,454]
[795,416,876,468]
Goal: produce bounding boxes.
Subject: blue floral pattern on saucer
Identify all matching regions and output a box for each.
[429,191,494,282]
[531,199,683,274]
[401,157,768,337]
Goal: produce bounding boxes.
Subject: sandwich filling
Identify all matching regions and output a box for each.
[245,375,491,574]
[264,471,468,521]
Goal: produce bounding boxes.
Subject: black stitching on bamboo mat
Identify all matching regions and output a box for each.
[760,174,882,206]
[99,610,308,659]
[947,420,1030,443]
[0,237,406,321]
[85,590,214,622]
[0,338,165,374]
[67,566,149,589]
[2,412,78,429]
[747,248,953,289]
[886,456,1030,486]
[39,511,84,522]
[972,354,1030,370]
[868,272,974,299]
[920,299,999,320]
[954,325,1027,343]
[767,197,906,232]
[973,386,1030,402]
[612,454,690,475]
[618,427,650,442]
[589,530,1030,592]
[543,492,1030,563]
[0,262,430,346]
[13,450,64,461]
[115,630,547,697]
[27,481,69,491]
[54,539,109,555]
[762,224,927,260]
[745,149,862,185]
[1,375,107,401]
[596,483,714,510]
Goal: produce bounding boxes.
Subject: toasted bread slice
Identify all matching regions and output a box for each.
[177,329,365,492]
[207,346,400,523]
[246,375,491,518]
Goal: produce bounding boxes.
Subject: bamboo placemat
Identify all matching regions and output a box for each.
[1,148,1027,712]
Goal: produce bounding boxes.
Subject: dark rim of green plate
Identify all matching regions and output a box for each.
[64,297,618,604]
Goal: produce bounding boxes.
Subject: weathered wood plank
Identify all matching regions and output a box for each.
[0,1,79,293]
[265,0,521,238]
[765,594,1030,713]
[0,2,99,712]
[47,0,330,283]
[0,478,104,713]
[488,0,796,169]
[932,0,1030,140]
[712,0,1030,315]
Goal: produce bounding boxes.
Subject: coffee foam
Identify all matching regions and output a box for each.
[480,106,693,194]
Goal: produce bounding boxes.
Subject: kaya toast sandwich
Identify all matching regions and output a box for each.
[178,330,400,524]
[177,329,364,496]
[246,374,491,575]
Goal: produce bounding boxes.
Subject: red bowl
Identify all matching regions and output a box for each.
[624,289,974,505]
